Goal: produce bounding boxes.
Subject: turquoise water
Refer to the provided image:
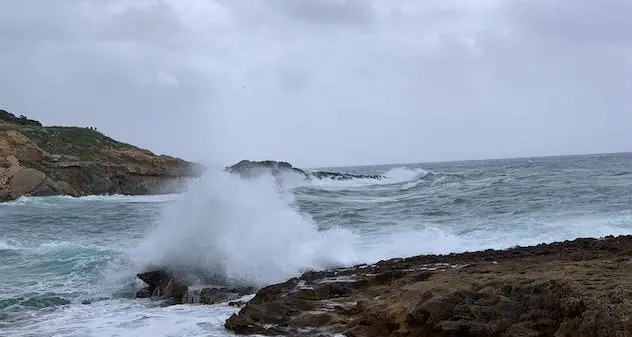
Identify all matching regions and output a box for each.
[1,153,631,336]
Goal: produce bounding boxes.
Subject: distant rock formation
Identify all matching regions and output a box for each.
[227,160,386,181]
[0,109,202,202]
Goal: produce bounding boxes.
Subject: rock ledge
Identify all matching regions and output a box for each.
[223,235,632,337]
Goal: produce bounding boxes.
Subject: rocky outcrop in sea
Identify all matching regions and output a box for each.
[227,159,386,181]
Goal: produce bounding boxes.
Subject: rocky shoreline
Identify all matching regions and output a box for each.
[136,235,632,337]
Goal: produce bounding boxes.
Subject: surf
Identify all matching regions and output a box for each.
[127,167,360,288]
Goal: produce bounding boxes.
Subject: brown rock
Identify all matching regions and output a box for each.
[10,168,46,194]
[199,287,231,304]
[184,287,240,305]
[225,235,632,337]
[0,157,10,168]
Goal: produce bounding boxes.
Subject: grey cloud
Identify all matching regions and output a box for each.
[507,0,632,45]
[89,1,184,45]
[0,0,631,167]
[273,0,374,26]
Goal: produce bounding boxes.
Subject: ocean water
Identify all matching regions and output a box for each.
[1,153,631,336]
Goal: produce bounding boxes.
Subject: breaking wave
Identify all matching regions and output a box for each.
[128,168,361,287]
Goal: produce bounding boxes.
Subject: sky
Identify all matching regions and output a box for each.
[0,0,631,168]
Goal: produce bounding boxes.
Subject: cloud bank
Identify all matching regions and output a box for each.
[1,0,630,167]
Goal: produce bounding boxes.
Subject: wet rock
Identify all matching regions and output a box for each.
[228,300,245,307]
[225,235,632,336]
[135,270,255,306]
[136,270,188,303]
[135,288,152,299]
[199,287,228,304]
[184,287,239,305]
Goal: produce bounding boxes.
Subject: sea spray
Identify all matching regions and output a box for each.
[128,167,359,288]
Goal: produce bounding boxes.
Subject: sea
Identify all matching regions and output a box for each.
[1,153,631,337]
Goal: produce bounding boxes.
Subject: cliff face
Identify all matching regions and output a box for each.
[0,109,201,201]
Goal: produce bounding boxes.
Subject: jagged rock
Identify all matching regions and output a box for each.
[136,270,251,305]
[226,160,386,181]
[136,270,188,303]
[199,287,230,304]
[228,300,246,308]
[182,287,238,305]
[135,288,152,298]
[225,235,632,337]
[227,159,308,178]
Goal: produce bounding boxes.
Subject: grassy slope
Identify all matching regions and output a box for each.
[1,109,139,161]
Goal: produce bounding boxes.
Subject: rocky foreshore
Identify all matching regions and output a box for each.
[0,109,202,201]
[137,235,632,337]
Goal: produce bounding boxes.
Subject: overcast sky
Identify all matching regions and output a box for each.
[1,0,631,167]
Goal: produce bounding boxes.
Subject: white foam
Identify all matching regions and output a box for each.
[73,194,184,203]
[123,165,632,290]
[0,238,20,250]
[304,167,428,189]
[128,168,359,287]
[4,299,242,337]
[0,194,183,207]
[351,211,632,261]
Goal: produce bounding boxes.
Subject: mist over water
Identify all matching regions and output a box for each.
[130,169,359,287]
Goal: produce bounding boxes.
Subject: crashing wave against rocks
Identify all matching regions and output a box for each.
[137,235,632,337]
[226,160,386,181]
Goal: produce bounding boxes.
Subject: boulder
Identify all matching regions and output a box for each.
[9,168,46,194]
[135,270,251,305]
[136,270,188,303]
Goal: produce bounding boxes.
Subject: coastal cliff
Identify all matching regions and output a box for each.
[0,109,201,202]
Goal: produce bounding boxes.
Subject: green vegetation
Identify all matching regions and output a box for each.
[20,126,136,160]
[1,109,137,160]
[0,109,42,127]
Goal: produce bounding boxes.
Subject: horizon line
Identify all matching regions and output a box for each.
[308,150,631,170]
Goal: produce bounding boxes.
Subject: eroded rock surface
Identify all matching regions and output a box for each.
[225,235,632,337]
